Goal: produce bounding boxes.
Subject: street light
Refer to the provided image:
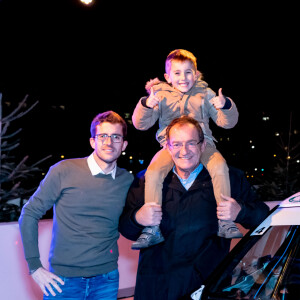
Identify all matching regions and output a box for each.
[80,0,94,5]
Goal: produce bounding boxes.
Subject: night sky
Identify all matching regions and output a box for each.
[0,0,298,182]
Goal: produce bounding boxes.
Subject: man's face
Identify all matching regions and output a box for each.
[164,60,198,93]
[167,123,206,178]
[90,122,127,168]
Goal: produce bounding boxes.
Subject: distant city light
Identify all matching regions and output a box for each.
[262,116,269,121]
[122,152,126,155]
[251,145,255,149]
[273,154,277,157]
[61,155,64,159]
[129,171,133,173]
[129,156,133,160]
[139,160,144,165]
[297,160,300,163]
[275,132,280,136]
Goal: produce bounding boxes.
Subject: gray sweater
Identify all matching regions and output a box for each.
[19,157,133,277]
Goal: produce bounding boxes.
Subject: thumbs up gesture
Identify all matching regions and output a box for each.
[146,87,160,108]
[211,88,226,109]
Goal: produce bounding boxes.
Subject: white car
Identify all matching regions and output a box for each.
[191,192,300,300]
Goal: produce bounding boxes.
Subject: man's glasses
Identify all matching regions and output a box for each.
[94,134,123,143]
[168,141,201,150]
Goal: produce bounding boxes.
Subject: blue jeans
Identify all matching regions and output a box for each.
[44,269,119,300]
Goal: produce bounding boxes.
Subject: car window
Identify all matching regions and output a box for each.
[275,237,300,300]
[205,225,300,299]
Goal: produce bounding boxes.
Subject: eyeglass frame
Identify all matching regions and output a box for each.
[94,133,124,143]
[167,140,202,150]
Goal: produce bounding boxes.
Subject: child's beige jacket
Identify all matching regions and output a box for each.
[132,79,239,146]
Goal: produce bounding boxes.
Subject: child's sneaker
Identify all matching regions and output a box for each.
[131,225,165,250]
[217,220,243,239]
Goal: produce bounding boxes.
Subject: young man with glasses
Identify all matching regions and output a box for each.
[119,115,270,300]
[19,111,133,299]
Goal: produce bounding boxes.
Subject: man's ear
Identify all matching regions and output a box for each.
[166,143,172,156]
[90,137,96,150]
[122,140,128,152]
[200,140,207,152]
[164,73,171,84]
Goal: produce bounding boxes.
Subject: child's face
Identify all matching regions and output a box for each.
[164,60,199,93]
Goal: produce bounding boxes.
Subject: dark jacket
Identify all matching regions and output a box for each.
[119,167,269,300]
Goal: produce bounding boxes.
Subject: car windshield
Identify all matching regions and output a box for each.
[205,225,300,299]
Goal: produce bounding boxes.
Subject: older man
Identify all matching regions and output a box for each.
[119,115,269,300]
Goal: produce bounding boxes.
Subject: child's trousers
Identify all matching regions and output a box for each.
[144,142,230,206]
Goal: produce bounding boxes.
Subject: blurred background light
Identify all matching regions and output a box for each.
[80,0,94,5]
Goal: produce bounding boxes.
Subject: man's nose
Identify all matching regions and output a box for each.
[180,143,189,154]
[103,136,113,144]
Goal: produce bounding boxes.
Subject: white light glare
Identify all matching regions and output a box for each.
[80,0,94,5]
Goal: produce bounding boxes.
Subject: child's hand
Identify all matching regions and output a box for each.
[146,87,160,108]
[145,77,160,94]
[211,88,226,109]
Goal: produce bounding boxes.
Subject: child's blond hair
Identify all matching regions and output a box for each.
[165,49,202,79]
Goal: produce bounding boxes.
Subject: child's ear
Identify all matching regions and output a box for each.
[196,70,201,79]
[164,73,171,84]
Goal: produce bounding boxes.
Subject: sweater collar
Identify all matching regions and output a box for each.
[87,154,116,179]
